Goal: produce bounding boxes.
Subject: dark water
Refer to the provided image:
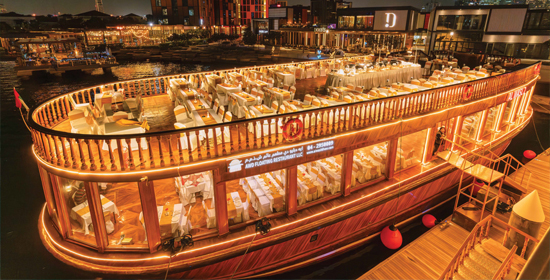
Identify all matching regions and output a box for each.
[1,61,548,279]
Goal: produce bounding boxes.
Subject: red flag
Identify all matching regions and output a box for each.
[13,88,22,109]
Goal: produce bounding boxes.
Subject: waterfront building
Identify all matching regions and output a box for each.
[268,5,310,31]
[149,0,215,26]
[240,0,277,26]
[310,0,351,25]
[429,5,550,59]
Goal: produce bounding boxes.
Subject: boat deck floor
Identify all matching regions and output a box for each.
[357,147,550,280]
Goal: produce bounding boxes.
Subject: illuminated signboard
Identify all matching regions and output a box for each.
[227,140,334,173]
[507,87,526,101]
[373,10,409,31]
[314,27,327,33]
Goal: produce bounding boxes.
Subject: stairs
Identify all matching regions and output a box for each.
[452,238,519,280]
[437,151,505,183]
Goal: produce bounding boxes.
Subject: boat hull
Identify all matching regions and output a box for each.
[38,137,514,279]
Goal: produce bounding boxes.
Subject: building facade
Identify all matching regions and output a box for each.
[150,0,215,26]
[428,5,550,59]
[310,0,351,25]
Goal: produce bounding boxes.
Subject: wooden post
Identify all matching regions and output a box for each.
[47,172,68,238]
[424,125,438,163]
[476,109,489,142]
[342,151,354,196]
[138,178,161,253]
[214,180,229,236]
[286,166,297,216]
[84,182,108,252]
[387,138,398,179]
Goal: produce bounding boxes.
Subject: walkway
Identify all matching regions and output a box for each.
[357,148,550,280]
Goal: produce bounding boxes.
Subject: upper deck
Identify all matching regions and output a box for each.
[28,57,541,181]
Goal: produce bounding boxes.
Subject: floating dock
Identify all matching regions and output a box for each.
[358,148,550,280]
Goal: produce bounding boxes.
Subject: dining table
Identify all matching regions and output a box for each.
[216,83,241,95]
[139,204,188,238]
[192,109,222,127]
[71,195,119,235]
[275,71,296,87]
[268,87,292,105]
[205,74,222,87]
[228,72,243,82]
[325,64,422,89]
[186,98,210,111]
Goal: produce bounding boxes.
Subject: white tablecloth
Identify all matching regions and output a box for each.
[228,91,258,107]
[216,84,241,95]
[70,195,119,235]
[139,204,188,237]
[275,72,296,87]
[192,109,222,127]
[206,74,221,87]
[325,66,422,89]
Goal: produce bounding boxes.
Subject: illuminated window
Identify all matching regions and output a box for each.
[352,142,388,187]
[56,177,97,247]
[356,15,374,29]
[297,155,343,206]
[461,111,483,144]
[483,106,499,138]
[98,182,148,249]
[189,8,194,16]
[338,16,355,29]
[226,169,286,226]
[154,171,216,237]
[162,8,168,16]
[395,129,428,172]
[156,0,162,6]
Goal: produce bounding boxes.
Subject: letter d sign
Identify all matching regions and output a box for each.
[385,13,396,28]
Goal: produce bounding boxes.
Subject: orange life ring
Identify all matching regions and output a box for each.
[514,58,521,65]
[282,118,303,141]
[463,85,473,100]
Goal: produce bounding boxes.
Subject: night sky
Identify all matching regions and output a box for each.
[4,0,455,16]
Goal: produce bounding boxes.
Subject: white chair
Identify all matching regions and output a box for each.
[174,123,199,151]
[68,109,92,134]
[202,201,217,229]
[112,111,129,122]
[303,94,313,105]
[212,99,220,115]
[271,101,279,114]
[174,105,192,124]
[320,68,326,77]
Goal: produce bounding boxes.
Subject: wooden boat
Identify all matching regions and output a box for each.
[27,56,541,278]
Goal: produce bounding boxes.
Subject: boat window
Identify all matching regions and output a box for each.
[460,111,483,145]
[501,101,513,128]
[97,182,148,249]
[352,142,388,188]
[55,177,97,247]
[226,169,286,226]
[38,166,61,230]
[395,129,428,172]
[154,171,215,238]
[297,155,343,206]
[483,106,500,138]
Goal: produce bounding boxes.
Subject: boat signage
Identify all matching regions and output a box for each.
[507,87,526,101]
[227,140,334,173]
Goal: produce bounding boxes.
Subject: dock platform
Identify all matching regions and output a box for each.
[358,148,550,280]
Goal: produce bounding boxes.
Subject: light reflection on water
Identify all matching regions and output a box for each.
[0,61,210,109]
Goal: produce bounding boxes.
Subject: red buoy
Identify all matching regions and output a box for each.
[523,150,536,160]
[422,214,437,228]
[471,180,484,196]
[380,225,402,249]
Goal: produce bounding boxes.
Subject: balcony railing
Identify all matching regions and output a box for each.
[27,59,541,174]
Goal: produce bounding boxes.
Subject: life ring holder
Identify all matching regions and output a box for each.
[282,118,304,141]
[463,85,473,101]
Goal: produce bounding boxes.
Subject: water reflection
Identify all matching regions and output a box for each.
[0,61,210,108]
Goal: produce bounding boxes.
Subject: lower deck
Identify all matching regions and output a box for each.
[358,147,550,280]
